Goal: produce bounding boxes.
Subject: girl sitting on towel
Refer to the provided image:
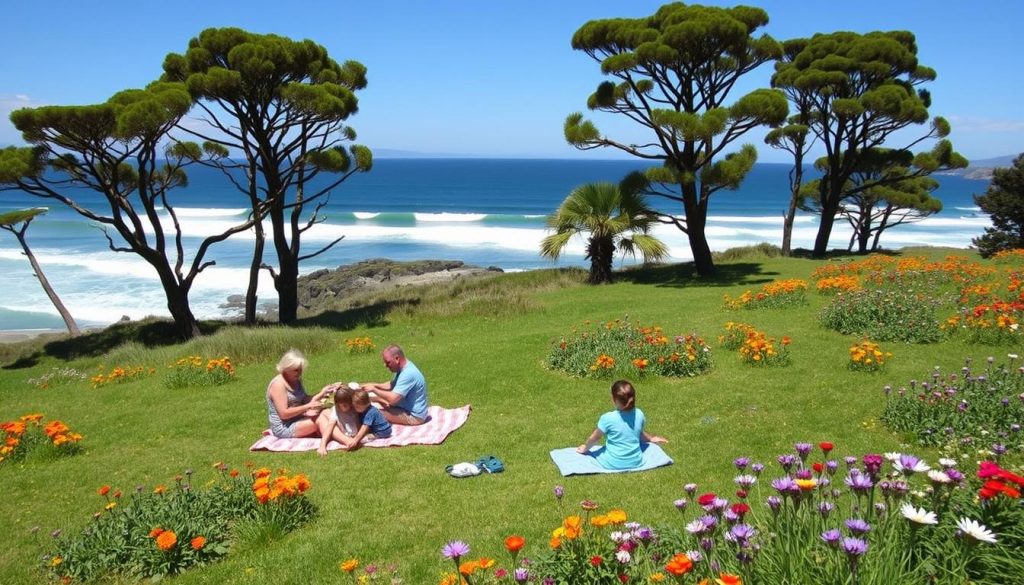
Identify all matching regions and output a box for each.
[319,388,393,455]
[577,379,667,470]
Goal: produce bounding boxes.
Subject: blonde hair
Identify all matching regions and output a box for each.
[276,349,308,374]
[352,389,372,409]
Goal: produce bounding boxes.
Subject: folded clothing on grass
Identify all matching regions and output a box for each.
[250,405,471,452]
[549,443,673,476]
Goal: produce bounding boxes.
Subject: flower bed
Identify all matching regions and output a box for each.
[719,323,791,367]
[547,318,712,379]
[820,289,944,343]
[345,336,377,353]
[45,463,315,582]
[90,364,156,388]
[722,279,807,310]
[848,340,892,372]
[0,413,82,464]
[881,356,1024,455]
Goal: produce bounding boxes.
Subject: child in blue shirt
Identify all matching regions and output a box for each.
[577,379,667,470]
[318,386,393,455]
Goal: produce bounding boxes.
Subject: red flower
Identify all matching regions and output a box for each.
[735,489,748,500]
[97,485,110,497]
[812,462,824,474]
[697,492,717,506]
[818,442,834,454]
[504,535,525,553]
[731,502,750,516]
[590,555,603,567]
[618,575,629,583]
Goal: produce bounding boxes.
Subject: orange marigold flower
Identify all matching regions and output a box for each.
[459,560,479,576]
[149,527,165,538]
[504,535,525,553]
[340,558,359,572]
[665,553,693,576]
[476,557,495,570]
[606,509,627,524]
[716,573,742,585]
[562,515,583,539]
[155,530,177,551]
[191,536,206,550]
[153,485,167,495]
[97,485,110,497]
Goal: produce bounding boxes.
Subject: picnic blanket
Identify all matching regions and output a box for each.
[549,443,673,476]
[250,405,471,452]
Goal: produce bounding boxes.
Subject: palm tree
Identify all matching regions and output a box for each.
[0,207,81,335]
[540,182,668,284]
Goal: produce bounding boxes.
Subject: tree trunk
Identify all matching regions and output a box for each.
[244,219,265,325]
[151,264,200,340]
[15,230,80,336]
[781,199,797,256]
[683,188,716,276]
[585,236,615,284]
[813,200,840,258]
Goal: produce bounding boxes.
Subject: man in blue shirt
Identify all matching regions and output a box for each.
[362,344,430,425]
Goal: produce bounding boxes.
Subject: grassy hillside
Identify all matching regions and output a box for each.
[1,247,1019,583]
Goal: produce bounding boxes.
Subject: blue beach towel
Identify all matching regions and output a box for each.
[549,443,673,476]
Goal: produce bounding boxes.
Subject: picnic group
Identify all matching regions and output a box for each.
[265,344,667,470]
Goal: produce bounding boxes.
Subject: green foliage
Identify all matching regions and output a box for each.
[540,182,667,284]
[712,242,783,262]
[820,289,945,343]
[46,466,315,582]
[973,154,1024,257]
[162,356,236,389]
[546,318,713,379]
[881,356,1024,454]
[25,366,87,390]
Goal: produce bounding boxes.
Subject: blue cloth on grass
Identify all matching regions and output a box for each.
[549,443,673,476]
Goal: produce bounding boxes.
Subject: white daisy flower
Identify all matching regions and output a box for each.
[938,458,957,468]
[884,452,902,462]
[900,503,937,525]
[927,470,952,484]
[616,550,631,564]
[956,518,997,544]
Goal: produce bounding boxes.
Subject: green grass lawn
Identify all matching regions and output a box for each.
[0,248,1016,583]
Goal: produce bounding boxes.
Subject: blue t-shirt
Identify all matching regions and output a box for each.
[390,360,429,419]
[360,405,392,438]
[594,408,646,470]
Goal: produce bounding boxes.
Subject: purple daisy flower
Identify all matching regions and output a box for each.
[674,498,688,511]
[777,454,796,472]
[845,518,871,536]
[751,463,765,475]
[818,501,835,518]
[772,476,798,495]
[735,474,757,489]
[726,523,756,544]
[821,529,842,547]
[794,442,813,460]
[733,456,751,470]
[514,568,529,583]
[442,540,470,560]
[766,496,782,513]
[841,537,868,557]
[844,471,874,493]
[684,483,698,494]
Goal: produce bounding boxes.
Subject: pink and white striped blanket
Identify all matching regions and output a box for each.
[249,405,471,452]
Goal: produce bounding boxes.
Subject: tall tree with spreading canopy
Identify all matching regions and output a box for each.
[973,154,1024,257]
[564,3,788,276]
[540,182,668,284]
[162,28,373,324]
[0,207,80,335]
[0,84,256,340]
[765,38,817,256]
[772,31,962,258]
[830,143,961,253]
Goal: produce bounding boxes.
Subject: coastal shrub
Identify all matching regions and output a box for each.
[547,318,712,379]
[722,279,807,310]
[0,414,83,464]
[819,289,944,343]
[46,464,315,582]
[25,366,88,389]
[712,242,783,262]
[881,356,1024,455]
[162,356,237,389]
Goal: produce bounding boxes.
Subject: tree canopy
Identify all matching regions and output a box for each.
[564,2,787,276]
[973,154,1024,257]
[162,28,372,324]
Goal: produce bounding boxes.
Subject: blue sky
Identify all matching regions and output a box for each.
[2,0,1021,162]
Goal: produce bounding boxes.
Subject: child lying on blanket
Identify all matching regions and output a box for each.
[318,388,393,456]
[577,379,667,470]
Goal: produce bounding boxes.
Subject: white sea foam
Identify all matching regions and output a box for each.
[171,207,248,218]
[413,212,487,222]
[353,212,380,219]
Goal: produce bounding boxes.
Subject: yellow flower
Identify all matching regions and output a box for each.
[51,556,62,567]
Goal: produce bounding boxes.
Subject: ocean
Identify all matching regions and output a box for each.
[0,159,990,331]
